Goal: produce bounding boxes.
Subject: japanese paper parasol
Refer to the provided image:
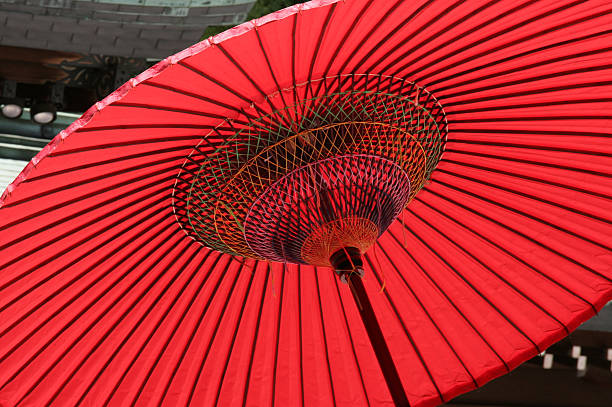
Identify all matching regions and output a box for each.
[1,0,612,406]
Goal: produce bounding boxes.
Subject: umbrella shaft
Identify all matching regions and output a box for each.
[347,272,410,406]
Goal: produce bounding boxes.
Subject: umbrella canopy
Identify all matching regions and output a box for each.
[1,0,611,406]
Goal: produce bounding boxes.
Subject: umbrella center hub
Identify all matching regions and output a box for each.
[172,74,447,264]
[243,153,411,266]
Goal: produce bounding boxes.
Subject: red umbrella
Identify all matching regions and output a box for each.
[1,0,611,406]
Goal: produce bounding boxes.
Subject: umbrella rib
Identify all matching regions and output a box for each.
[436,167,612,226]
[240,263,277,407]
[337,0,435,81]
[184,260,257,407]
[305,2,337,101]
[386,229,510,372]
[407,0,595,83]
[313,268,339,407]
[442,148,612,178]
[0,221,179,392]
[312,0,371,98]
[384,0,539,78]
[445,140,612,158]
[72,248,214,406]
[110,102,250,123]
[445,97,612,115]
[2,158,181,209]
[177,61,276,127]
[331,274,371,407]
[375,0,466,76]
[14,238,192,406]
[298,264,305,407]
[432,176,612,253]
[362,254,444,404]
[140,81,261,120]
[213,263,271,406]
[449,114,612,124]
[443,79,612,107]
[442,62,612,101]
[0,192,173,295]
[47,134,206,157]
[2,169,176,232]
[269,264,286,407]
[254,29,290,119]
[0,206,173,348]
[425,187,612,285]
[437,158,612,213]
[151,258,244,407]
[371,244,479,387]
[25,145,197,182]
[0,199,171,315]
[396,219,542,353]
[435,37,612,94]
[0,177,175,255]
[413,196,598,314]
[0,187,173,274]
[216,44,291,131]
[45,244,203,406]
[104,251,226,407]
[407,209,571,335]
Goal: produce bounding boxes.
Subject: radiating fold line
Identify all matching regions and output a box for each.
[44,243,204,406]
[385,228,510,372]
[12,236,193,406]
[432,177,611,252]
[441,63,612,101]
[0,204,170,317]
[370,244,479,387]
[313,267,338,407]
[270,264,286,407]
[150,258,246,407]
[375,0,470,75]
[27,145,197,182]
[435,167,611,226]
[331,273,371,406]
[392,220,542,353]
[410,0,598,83]
[406,209,571,334]
[433,35,612,93]
[0,187,173,274]
[412,196,597,314]
[449,114,612,124]
[439,157,612,203]
[0,179,175,253]
[424,187,612,284]
[240,263,273,407]
[216,43,293,130]
[443,80,612,107]
[212,264,271,406]
[382,0,538,80]
[72,248,214,406]
[110,102,251,124]
[177,61,275,126]
[1,170,176,233]
[362,255,445,404]
[445,140,612,158]
[185,259,257,407]
[47,135,205,158]
[441,148,612,178]
[3,158,182,208]
[101,251,225,407]
[447,97,612,114]
[0,221,179,389]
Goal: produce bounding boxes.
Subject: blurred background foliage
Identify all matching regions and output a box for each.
[202,0,303,39]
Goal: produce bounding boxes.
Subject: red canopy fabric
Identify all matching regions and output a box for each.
[1,0,611,406]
